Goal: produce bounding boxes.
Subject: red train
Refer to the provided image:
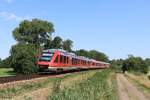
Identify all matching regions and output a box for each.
[37,49,109,72]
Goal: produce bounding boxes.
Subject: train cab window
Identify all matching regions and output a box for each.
[54,56,58,63]
[60,55,63,63]
[39,52,54,62]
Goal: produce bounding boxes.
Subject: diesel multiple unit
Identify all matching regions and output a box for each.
[37,49,109,72]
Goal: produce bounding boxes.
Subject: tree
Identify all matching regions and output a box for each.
[44,39,52,49]
[10,43,38,74]
[12,19,54,47]
[110,59,123,71]
[122,55,148,74]
[62,39,73,52]
[75,49,89,57]
[0,57,12,68]
[75,49,108,62]
[88,50,108,62]
[50,36,63,49]
[10,19,55,74]
[145,58,150,66]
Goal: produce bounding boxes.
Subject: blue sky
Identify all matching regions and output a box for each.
[0,0,150,60]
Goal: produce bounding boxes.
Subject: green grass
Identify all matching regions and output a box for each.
[0,68,16,77]
[0,78,52,98]
[48,70,118,100]
[0,69,118,100]
[0,70,93,98]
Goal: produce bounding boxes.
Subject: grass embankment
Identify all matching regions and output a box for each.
[0,68,16,77]
[0,69,117,100]
[0,70,95,99]
[48,70,117,100]
[125,72,150,97]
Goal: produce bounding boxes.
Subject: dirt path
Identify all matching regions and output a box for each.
[116,74,149,100]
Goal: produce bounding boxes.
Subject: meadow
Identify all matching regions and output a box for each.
[0,68,16,77]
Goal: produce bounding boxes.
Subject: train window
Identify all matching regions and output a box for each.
[76,59,78,65]
[92,63,95,66]
[74,59,76,65]
[71,58,73,64]
[72,58,78,65]
[81,60,84,65]
[72,58,75,65]
[64,56,67,63]
[77,59,79,64]
[88,61,90,65]
[54,56,58,63]
[84,60,86,65]
[60,55,63,63]
[67,57,69,64]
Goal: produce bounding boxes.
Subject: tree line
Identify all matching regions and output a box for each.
[110,55,150,74]
[0,19,108,74]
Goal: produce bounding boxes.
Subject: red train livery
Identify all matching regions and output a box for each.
[37,49,109,72]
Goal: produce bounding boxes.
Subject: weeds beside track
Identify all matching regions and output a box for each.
[0,69,117,100]
[48,70,117,100]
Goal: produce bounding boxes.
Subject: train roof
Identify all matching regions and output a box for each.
[43,49,66,53]
[43,49,76,56]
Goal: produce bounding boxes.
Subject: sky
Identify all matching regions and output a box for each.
[0,0,150,60]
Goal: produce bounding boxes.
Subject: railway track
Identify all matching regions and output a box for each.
[0,68,103,84]
[0,70,78,84]
[0,73,53,84]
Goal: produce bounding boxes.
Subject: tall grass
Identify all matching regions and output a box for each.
[48,70,117,100]
[0,70,118,100]
[0,79,52,98]
[126,72,150,96]
[0,70,96,99]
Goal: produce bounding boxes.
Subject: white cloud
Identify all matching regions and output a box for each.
[0,11,30,21]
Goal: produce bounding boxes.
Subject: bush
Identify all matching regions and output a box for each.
[0,57,12,68]
[10,43,39,74]
[122,55,148,74]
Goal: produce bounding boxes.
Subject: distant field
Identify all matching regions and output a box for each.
[0,68,16,77]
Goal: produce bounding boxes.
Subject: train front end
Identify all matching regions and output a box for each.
[37,50,55,72]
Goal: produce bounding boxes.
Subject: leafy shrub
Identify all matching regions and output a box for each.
[10,43,39,74]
